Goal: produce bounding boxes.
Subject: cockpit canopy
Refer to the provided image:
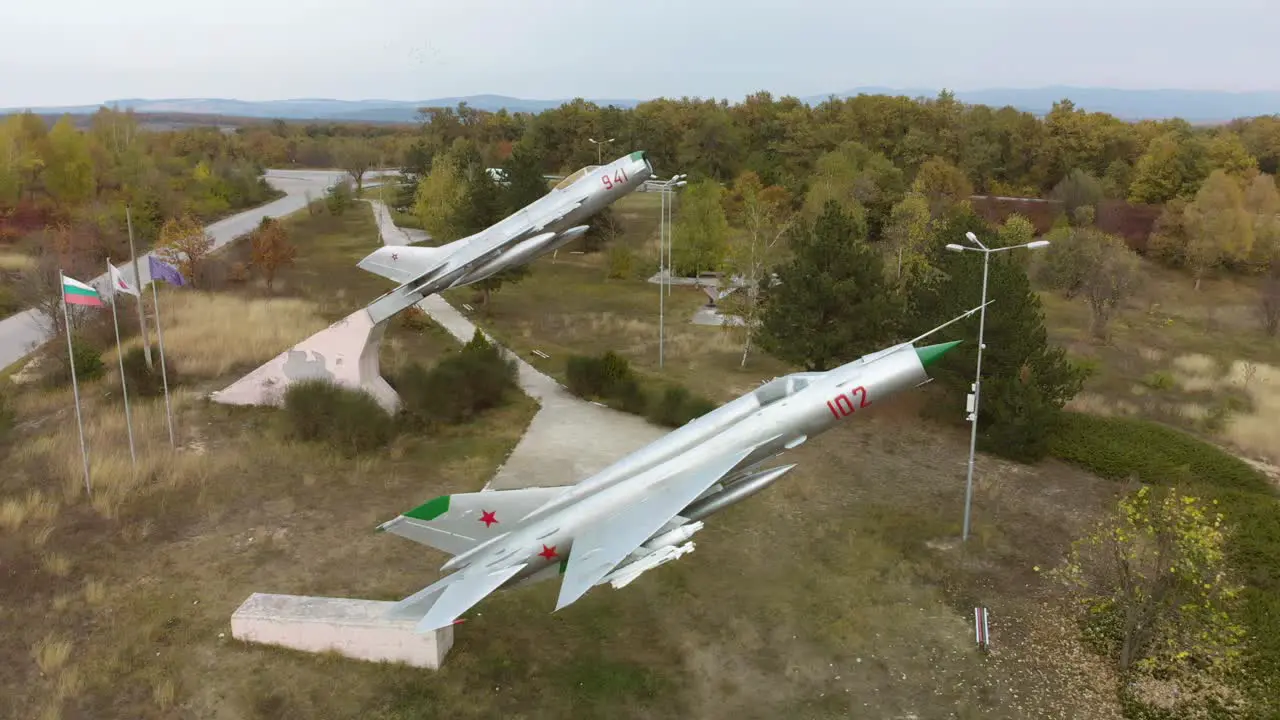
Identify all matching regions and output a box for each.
[554,166,602,190]
[752,372,825,406]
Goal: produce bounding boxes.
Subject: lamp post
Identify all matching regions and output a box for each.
[588,137,614,165]
[946,231,1050,542]
[658,175,687,369]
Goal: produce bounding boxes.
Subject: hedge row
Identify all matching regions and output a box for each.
[564,351,717,428]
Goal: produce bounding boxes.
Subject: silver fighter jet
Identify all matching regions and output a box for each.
[378,305,986,632]
[358,151,654,323]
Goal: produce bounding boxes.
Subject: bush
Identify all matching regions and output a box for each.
[325,179,353,215]
[43,335,104,387]
[0,282,18,318]
[1049,412,1269,493]
[397,329,518,427]
[120,346,175,398]
[647,385,717,428]
[282,379,394,455]
[0,391,13,438]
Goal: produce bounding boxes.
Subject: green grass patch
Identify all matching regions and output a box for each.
[1049,411,1270,493]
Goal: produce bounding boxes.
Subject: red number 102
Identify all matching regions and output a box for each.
[826,386,870,419]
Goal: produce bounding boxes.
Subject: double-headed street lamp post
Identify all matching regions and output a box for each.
[588,137,614,165]
[945,231,1050,543]
[658,174,687,368]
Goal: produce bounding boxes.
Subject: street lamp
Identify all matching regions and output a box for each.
[658,174,687,369]
[588,137,615,165]
[947,230,1050,542]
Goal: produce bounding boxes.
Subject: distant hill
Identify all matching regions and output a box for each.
[4,87,1278,123]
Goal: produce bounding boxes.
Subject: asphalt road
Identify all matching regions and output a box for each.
[0,169,387,370]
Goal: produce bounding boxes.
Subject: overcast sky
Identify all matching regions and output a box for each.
[2,0,1278,107]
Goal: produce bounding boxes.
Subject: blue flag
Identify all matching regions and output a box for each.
[149,255,186,286]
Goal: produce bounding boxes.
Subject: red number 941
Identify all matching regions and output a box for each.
[826,386,870,419]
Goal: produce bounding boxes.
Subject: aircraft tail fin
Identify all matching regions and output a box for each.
[357,245,445,285]
[377,486,568,558]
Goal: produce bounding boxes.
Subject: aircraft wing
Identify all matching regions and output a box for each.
[554,446,758,611]
[415,562,529,632]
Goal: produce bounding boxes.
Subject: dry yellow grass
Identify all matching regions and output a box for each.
[83,578,106,605]
[0,251,36,272]
[159,291,329,377]
[1224,360,1280,463]
[33,635,71,676]
[41,553,71,577]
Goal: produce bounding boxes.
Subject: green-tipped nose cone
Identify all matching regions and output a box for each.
[916,340,962,368]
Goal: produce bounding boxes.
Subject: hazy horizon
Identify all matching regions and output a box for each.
[3,0,1279,107]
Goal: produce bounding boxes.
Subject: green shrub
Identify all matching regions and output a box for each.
[120,346,176,398]
[1142,370,1175,391]
[43,335,105,387]
[397,329,518,427]
[282,379,394,455]
[325,180,353,215]
[565,351,647,413]
[0,391,13,438]
[0,283,18,318]
[647,385,717,428]
[1049,412,1269,494]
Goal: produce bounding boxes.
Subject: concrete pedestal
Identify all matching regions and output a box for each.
[209,308,399,412]
[230,593,454,669]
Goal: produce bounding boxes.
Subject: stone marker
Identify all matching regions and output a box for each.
[230,593,453,669]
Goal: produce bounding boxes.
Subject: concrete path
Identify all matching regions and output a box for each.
[0,168,395,370]
[366,200,665,491]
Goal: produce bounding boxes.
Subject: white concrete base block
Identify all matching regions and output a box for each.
[230,593,454,669]
[209,308,400,413]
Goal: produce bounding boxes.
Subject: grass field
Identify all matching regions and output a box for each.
[3,194,1274,718]
[1038,257,1280,473]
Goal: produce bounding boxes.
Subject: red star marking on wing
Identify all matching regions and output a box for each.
[390,252,399,261]
[479,510,498,528]
[538,544,558,561]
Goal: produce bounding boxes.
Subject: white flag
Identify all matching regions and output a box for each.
[108,262,140,297]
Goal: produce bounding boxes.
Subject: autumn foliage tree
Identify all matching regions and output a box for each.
[718,171,794,366]
[1052,486,1246,694]
[250,216,296,291]
[1038,226,1142,339]
[156,214,214,286]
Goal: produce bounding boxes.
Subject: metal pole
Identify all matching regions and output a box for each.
[151,278,176,448]
[659,184,666,369]
[126,206,153,369]
[61,271,92,497]
[109,260,137,471]
[961,249,990,543]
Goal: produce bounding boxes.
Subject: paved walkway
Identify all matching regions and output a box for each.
[0,169,394,370]
[366,200,665,491]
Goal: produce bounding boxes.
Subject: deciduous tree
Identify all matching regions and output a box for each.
[757,200,899,371]
[1038,227,1142,339]
[1048,169,1104,225]
[43,116,95,207]
[249,216,296,291]
[414,148,467,240]
[335,138,377,193]
[883,191,935,286]
[156,214,214,286]
[1183,170,1254,289]
[671,179,730,277]
[1052,485,1246,678]
[911,156,973,219]
[719,172,794,367]
[1260,262,1280,337]
[1243,173,1280,269]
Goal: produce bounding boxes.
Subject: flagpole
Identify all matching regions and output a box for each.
[126,206,154,370]
[109,258,137,471]
[61,270,92,497]
[151,268,176,448]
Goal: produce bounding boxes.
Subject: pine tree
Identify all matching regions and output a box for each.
[757,200,901,371]
[906,207,1086,462]
[454,153,526,308]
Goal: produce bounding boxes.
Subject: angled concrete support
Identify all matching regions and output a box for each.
[210,307,400,413]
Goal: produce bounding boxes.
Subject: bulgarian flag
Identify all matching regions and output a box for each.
[62,274,104,307]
